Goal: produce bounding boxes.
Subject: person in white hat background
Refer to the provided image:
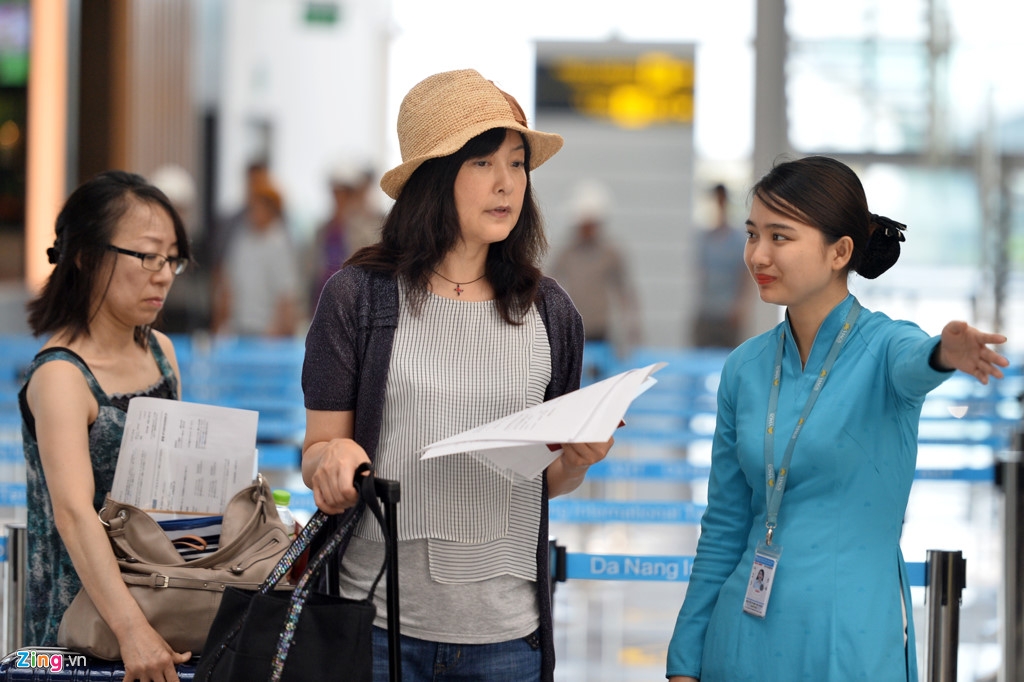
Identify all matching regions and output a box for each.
[550,179,641,368]
[300,69,612,681]
[307,160,382,314]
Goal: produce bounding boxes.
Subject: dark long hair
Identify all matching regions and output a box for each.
[26,170,191,347]
[347,127,547,324]
[752,155,903,279]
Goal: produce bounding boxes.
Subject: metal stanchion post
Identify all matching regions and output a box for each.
[998,434,1024,682]
[549,538,566,604]
[3,523,25,653]
[925,549,966,682]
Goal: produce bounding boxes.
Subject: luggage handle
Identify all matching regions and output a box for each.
[372,476,402,682]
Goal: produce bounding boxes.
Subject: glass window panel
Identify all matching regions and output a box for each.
[947,44,1024,153]
[1012,170,1024,266]
[860,164,980,266]
[788,0,928,40]
[789,0,1024,155]
[788,42,930,153]
[948,0,1024,44]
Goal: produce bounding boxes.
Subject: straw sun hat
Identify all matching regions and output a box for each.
[380,69,564,199]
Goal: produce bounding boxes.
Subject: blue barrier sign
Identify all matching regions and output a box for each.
[549,500,706,524]
[0,442,22,463]
[290,490,316,516]
[567,553,693,581]
[0,482,25,507]
[564,553,929,587]
[914,468,994,482]
[285,463,993,525]
[587,459,994,483]
[586,460,711,482]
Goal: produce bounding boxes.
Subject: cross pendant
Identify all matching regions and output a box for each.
[454,284,463,295]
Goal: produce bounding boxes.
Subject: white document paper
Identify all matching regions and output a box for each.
[110,397,259,516]
[420,362,667,480]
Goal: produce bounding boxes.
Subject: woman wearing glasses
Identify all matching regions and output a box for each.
[19,171,193,682]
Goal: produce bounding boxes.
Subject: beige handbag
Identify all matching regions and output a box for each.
[57,475,294,661]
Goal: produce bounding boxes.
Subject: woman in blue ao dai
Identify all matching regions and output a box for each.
[667,156,1009,682]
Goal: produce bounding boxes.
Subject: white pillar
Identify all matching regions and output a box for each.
[748,0,789,336]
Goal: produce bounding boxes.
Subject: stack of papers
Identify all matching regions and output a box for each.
[420,362,666,479]
[110,397,259,519]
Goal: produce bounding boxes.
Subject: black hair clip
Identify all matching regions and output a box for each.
[871,214,907,242]
[46,247,60,265]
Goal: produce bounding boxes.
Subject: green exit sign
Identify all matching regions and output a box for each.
[305,2,341,25]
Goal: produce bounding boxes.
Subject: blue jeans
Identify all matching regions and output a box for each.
[371,625,541,682]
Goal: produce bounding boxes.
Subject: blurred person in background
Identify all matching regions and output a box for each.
[308,159,383,312]
[210,159,269,273]
[211,175,300,336]
[19,171,192,682]
[301,68,613,682]
[550,180,641,361]
[691,183,752,349]
[150,163,211,334]
[667,156,1009,682]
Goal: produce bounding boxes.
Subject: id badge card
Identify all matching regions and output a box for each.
[743,541,782,618]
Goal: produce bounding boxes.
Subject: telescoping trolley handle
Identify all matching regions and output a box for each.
[374,477,402,682]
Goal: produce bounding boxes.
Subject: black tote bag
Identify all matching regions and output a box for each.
[195,465,390,682]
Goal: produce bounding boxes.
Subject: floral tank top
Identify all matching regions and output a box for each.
[18,334,178,645]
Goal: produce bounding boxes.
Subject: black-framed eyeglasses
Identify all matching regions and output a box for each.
[106,245,188,275]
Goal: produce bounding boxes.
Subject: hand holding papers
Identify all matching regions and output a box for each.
[110,397,259,517]
[420,363,666,480]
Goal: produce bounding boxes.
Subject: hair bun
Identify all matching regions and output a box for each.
[858,214,907,279]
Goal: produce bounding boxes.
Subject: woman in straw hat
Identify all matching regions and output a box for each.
[300,69,611,681]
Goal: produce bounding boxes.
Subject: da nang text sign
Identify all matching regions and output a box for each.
[536,48,694,129]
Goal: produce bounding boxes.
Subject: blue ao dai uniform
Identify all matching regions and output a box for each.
[667,294,954,681]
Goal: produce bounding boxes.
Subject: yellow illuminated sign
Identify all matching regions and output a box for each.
[539,51,694,128]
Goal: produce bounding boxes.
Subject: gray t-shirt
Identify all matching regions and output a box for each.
[223,220,299,334]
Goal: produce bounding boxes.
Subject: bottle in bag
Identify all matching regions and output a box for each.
[272,488,307,581]
[272,489,299,540]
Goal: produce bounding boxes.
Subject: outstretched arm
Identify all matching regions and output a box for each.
[933,321,1009,384]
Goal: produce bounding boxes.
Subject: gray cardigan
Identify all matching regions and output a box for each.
[302,265,584,681]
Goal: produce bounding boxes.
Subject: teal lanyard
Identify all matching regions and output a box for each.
[763,300,861,545]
